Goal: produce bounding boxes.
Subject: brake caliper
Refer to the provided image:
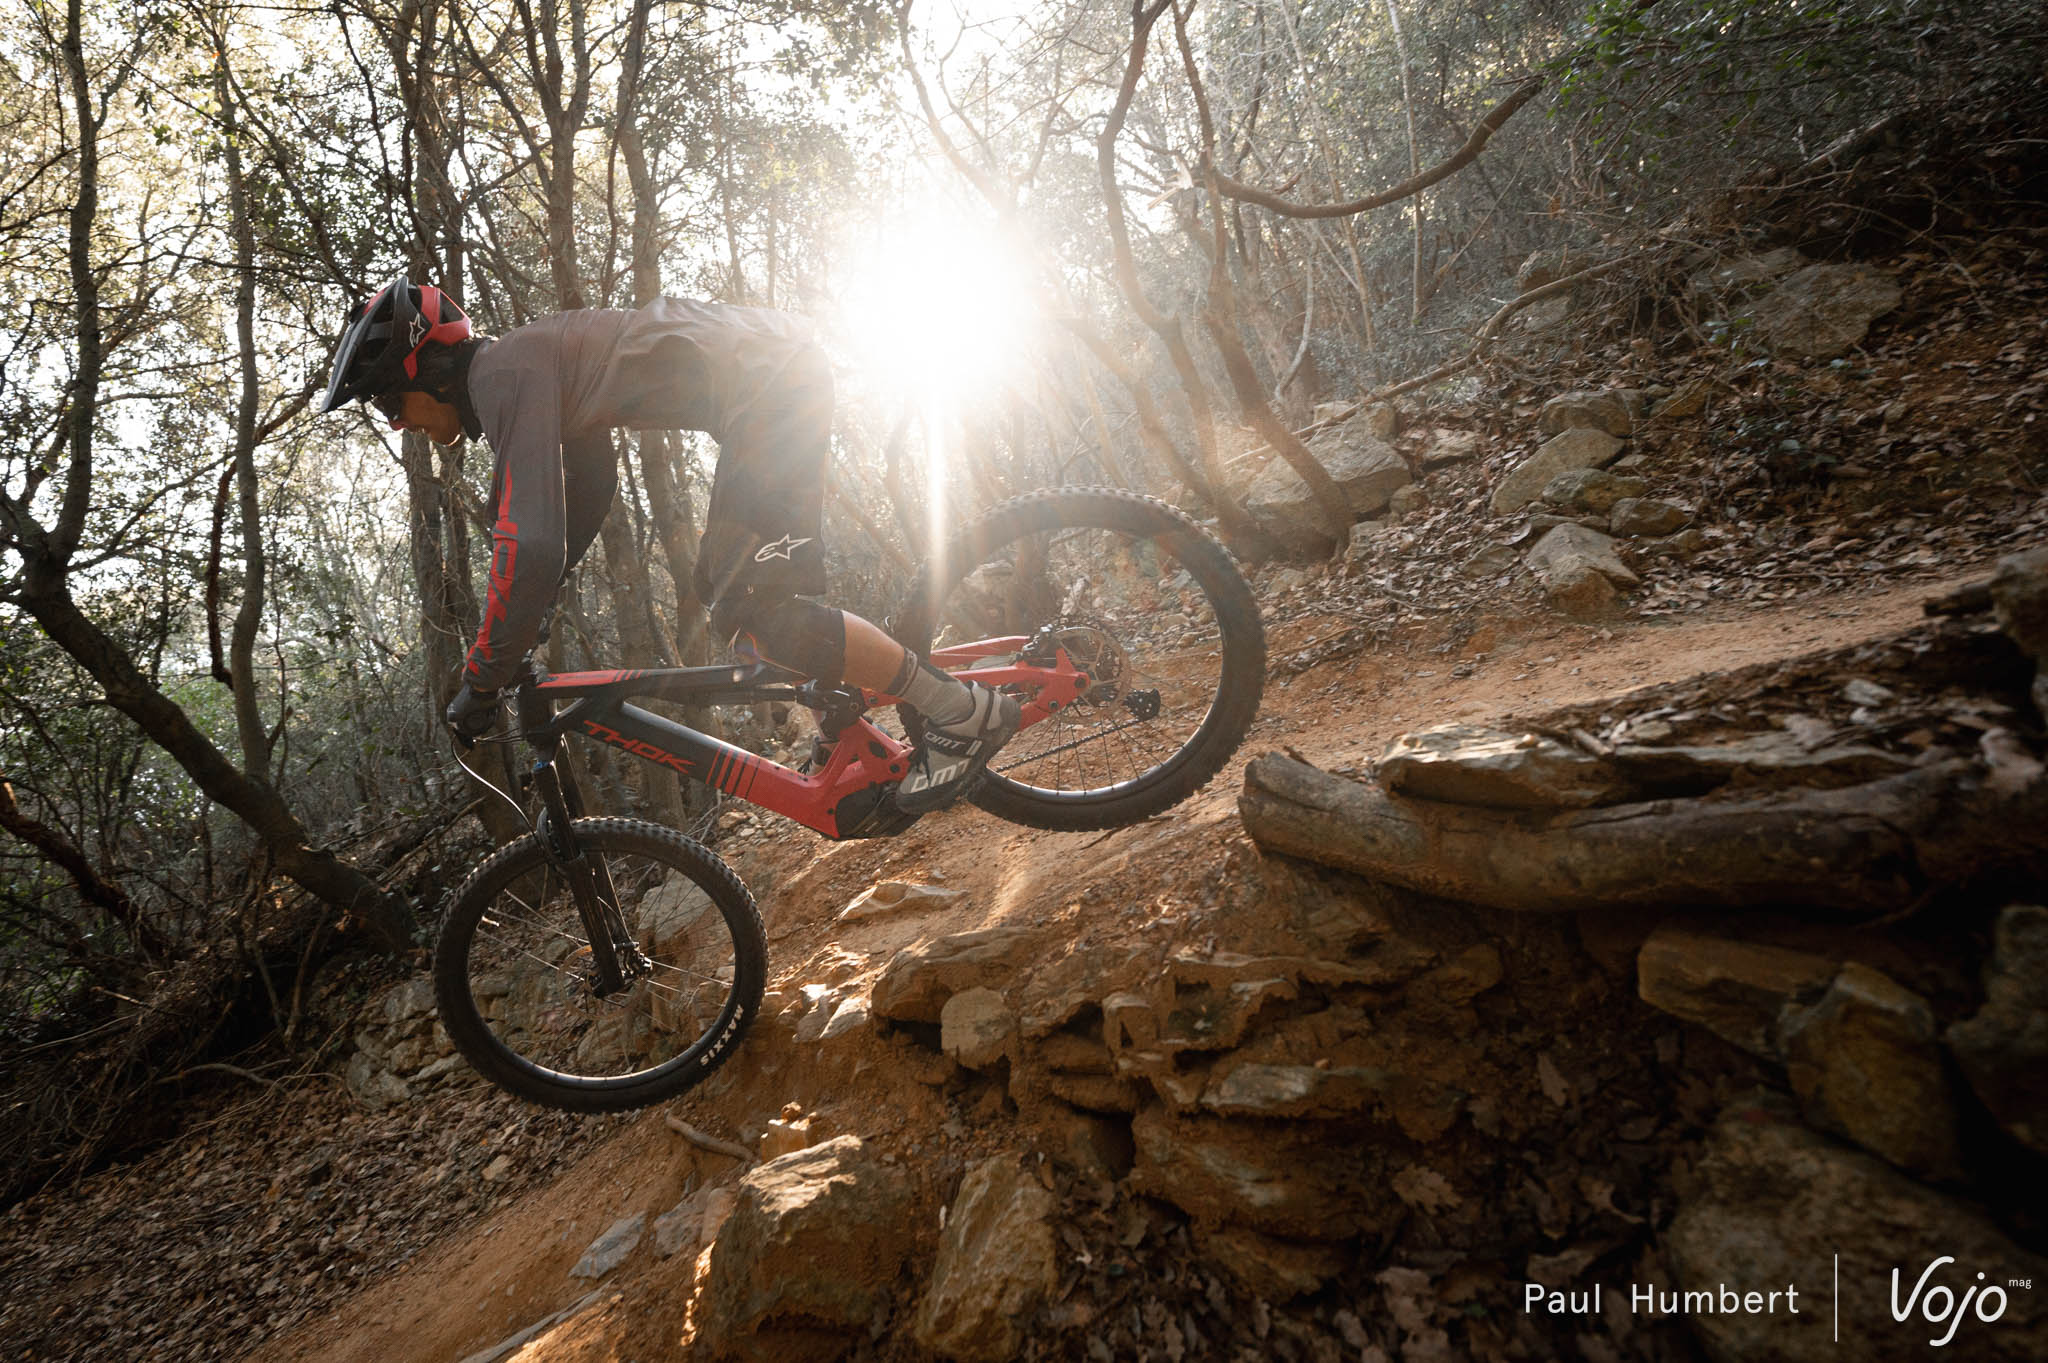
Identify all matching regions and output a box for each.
[1023,622,1127,706]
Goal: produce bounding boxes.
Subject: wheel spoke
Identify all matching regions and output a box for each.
[443,825,759,1098]
[902,491,1264,831]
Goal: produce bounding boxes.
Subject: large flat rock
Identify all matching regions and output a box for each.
[1669,1099,2048,1362]
[872,927,1033,1024]
[1946,904,2048,1155]
[1637,929,1836,1058]
[1129,1107,1382,1240]
[699,1137,915,1363]
[1747,262,1902,360]
[1779,963,1962,1180]
[1492,429,1624,515]
[1245,425,1411,541]
[1377,723,1634,810]
[912,1156,1060,1362]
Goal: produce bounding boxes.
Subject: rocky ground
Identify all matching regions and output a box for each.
[2,225,2045,1363]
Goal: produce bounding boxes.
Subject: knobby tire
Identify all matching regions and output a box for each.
[433,818,765,1113]
[895,487,1266,832]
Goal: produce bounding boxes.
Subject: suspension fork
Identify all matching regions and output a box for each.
[530,752,634,994]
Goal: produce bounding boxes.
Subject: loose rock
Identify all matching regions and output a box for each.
[1608,497,1690,538]
[1687,247,1807,298]
[639,877,712,956]
[759,1108,815,1162]
[1245,426,1412,542]
[1778,963,1963,1180]
[1746,262,1902,360]
[344,1050,411,1110]
[1525,524,1640,588]
[1344,519,1388,565]
[940,987,1016,1070]
[1421,429,1482,467]
[1540,467,1648,515]
[1525,523,1637,617]
[655,1192,704,1258]
[1636,929,1836,1058]
[912,1156,1060,1362]
[838,881,967,921]
[1643,527,1710,558]
[1537,389,1646,438]
[1987,547,2048,720]
[569,1212,645,1280]
[700,1137,916,1363]
[872,928,1033,1023]
[1129,1107,1378,1241]
[817,995,870,1042]
[382,977,437,1026]
[1945,904,2048,1155]
[1668,1098,2048,1362]
[1492,429,1625,515]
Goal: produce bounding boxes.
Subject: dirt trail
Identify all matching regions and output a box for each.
[245,573,1971,1363]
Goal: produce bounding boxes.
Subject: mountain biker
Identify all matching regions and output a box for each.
[318,274,1017,813]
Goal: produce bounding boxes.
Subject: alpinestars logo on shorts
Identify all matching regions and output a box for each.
[754,535,813,562]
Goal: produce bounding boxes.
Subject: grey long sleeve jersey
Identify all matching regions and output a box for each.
[460,298,823,691]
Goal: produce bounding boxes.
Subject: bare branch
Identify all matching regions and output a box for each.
[1215,76,1543,219]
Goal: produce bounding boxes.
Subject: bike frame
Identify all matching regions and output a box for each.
[488,634,1088,995]
[512,634,1091,843]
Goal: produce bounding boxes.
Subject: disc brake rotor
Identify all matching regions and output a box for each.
[1029,623,1128,705]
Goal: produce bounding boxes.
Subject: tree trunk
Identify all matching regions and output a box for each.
[0,781,168,961]
[1169,1,1352,549]
[615,0,720,819]
[1062,322,1279,560]
[215,46,276,779]
[14,584,415,951]
[7,3,415,954]
[1240,754,2048,918]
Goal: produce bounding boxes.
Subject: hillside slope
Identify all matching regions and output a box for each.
[235,571,2012,1363]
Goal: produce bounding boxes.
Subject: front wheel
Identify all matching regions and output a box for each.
[894,488,1266,832]
[433,818,765,1112]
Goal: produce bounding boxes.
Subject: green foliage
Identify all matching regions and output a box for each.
[1549,0,2048,216]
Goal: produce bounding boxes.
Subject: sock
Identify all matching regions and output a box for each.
[892,656,975,726]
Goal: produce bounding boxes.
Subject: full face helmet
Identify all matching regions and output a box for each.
[319,274,474,413]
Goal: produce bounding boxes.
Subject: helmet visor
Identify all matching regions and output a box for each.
[319,274,409,413]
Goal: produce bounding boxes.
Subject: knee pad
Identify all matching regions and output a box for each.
[715,592,846,685]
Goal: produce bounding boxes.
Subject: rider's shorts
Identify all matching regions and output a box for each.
[691,343,832,611]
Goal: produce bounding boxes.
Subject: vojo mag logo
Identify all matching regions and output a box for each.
[1892,1255,2025,1348]
[1522,1251,2034,1347]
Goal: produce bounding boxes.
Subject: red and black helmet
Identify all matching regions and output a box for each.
[319,274,474,413]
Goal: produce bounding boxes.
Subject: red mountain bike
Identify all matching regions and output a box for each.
[432,489,1266,1111]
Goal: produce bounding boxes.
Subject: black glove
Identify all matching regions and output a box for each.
[445,683,500,744]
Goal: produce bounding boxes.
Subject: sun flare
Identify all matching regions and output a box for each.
[838,208,1039,400]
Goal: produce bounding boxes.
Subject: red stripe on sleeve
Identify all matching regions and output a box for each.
[467,467,520,678]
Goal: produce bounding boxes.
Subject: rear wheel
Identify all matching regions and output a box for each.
[894,488,1266,831]
[433,818,765,1112]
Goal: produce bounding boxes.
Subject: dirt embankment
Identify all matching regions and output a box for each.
[228,573,2001,1363]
